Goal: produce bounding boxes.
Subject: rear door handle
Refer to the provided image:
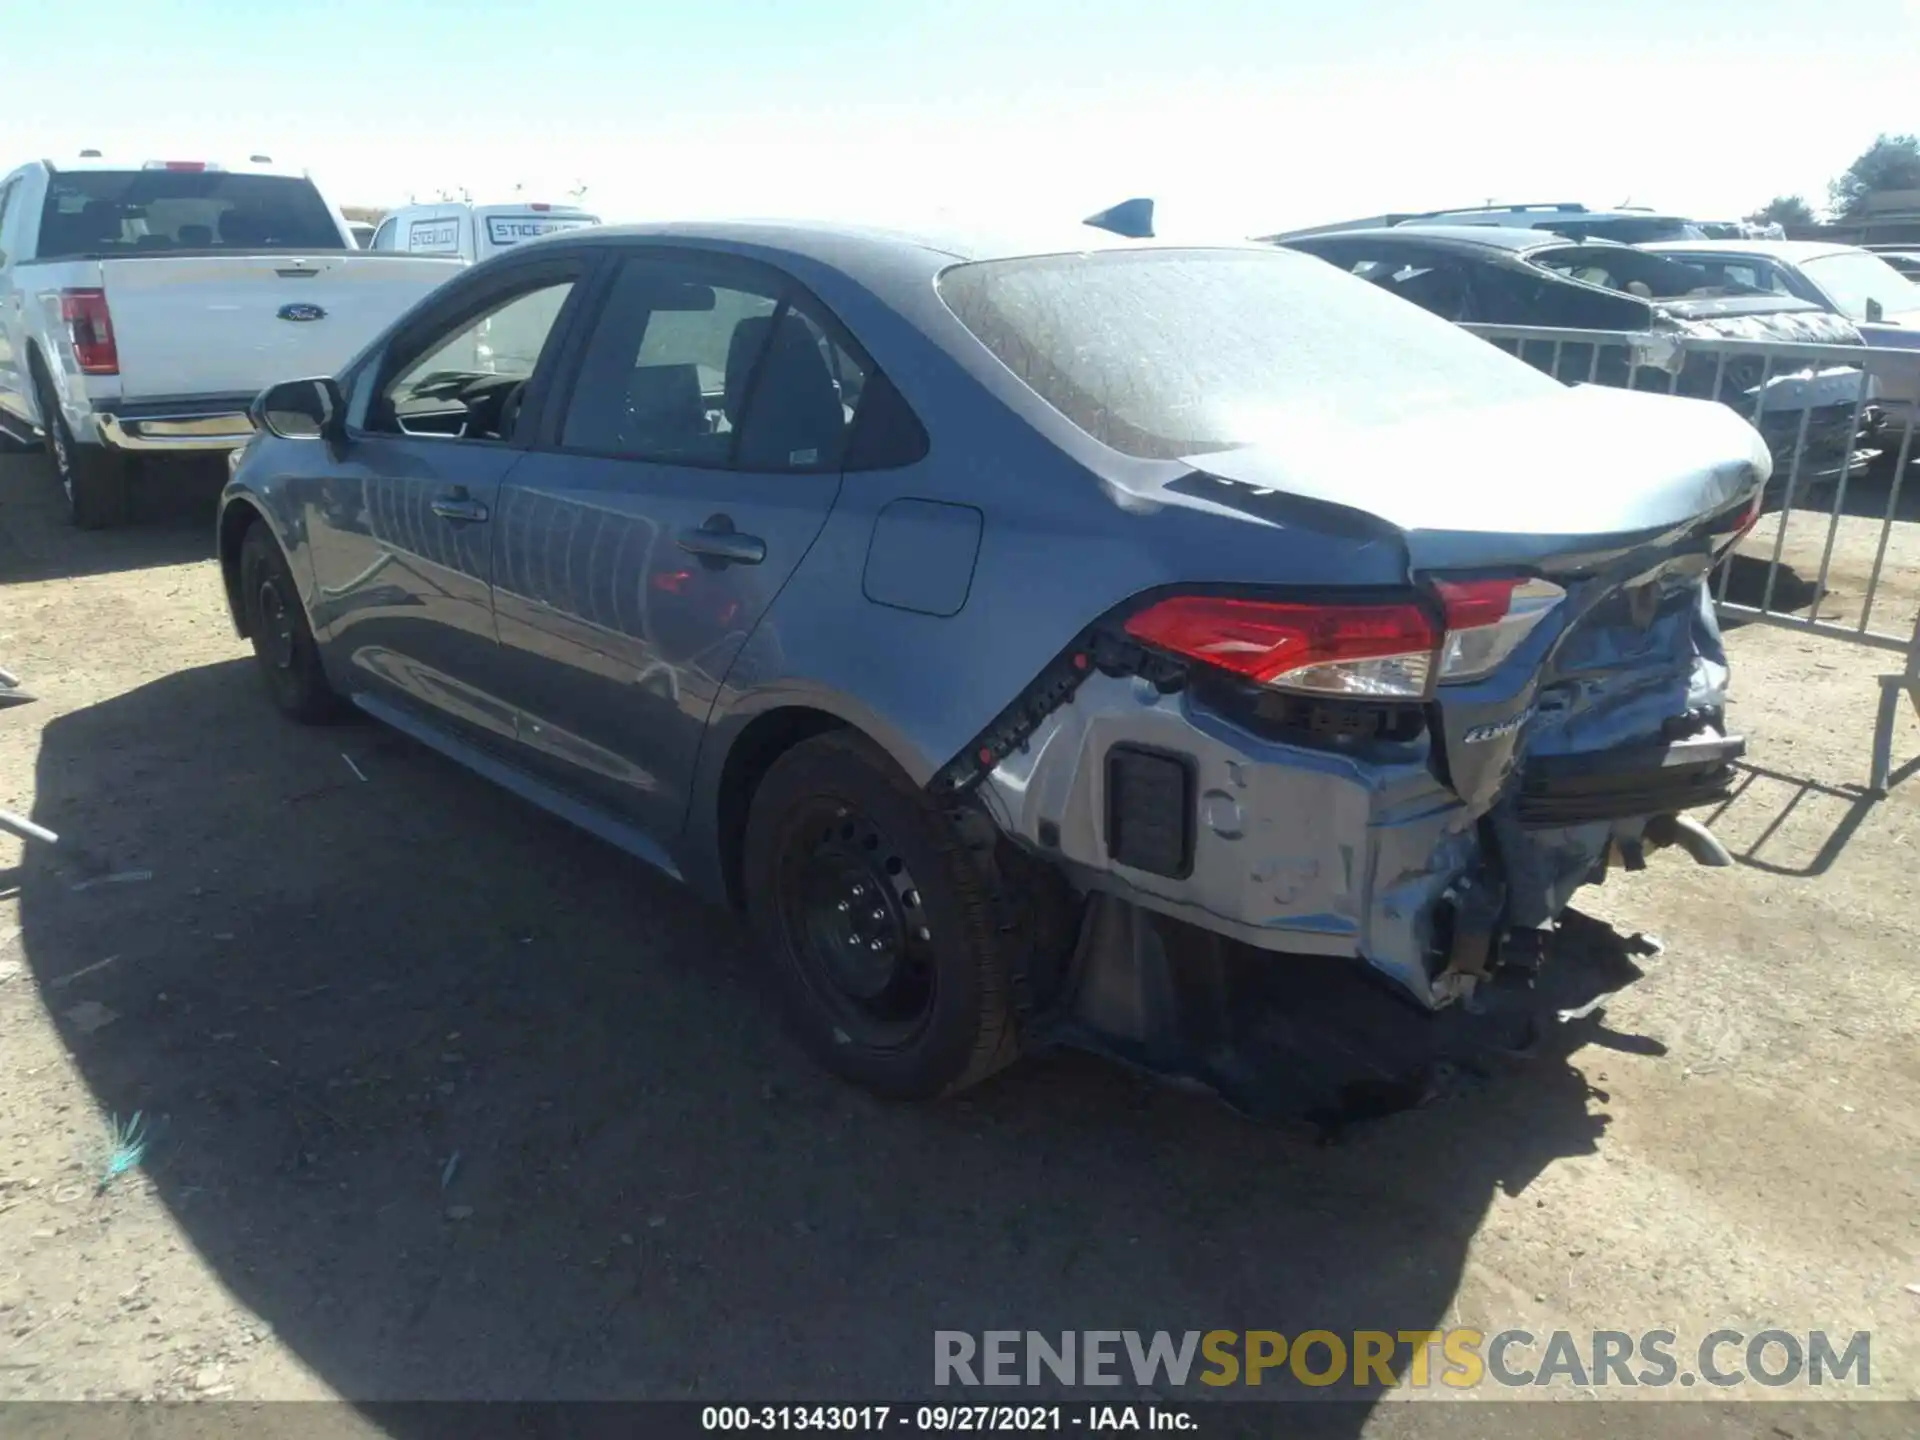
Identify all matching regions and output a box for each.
[431,491,489,524]
[677,516,765,566]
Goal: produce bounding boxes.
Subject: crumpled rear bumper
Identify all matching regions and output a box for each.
[976,626,1738,1013]
[978,671,1477,1004]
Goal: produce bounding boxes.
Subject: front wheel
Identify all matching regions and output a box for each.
[239,521,346,723]
[742,731,1022,1100]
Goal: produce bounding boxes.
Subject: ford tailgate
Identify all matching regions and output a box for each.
[101,254,464,399]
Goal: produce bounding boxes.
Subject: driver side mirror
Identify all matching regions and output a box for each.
[253,376,346,447]
[1865,298,1885,324]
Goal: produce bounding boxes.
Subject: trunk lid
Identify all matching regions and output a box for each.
[1183,382,1769,571]
[101,254,465,397]
[1179,382,1761,845]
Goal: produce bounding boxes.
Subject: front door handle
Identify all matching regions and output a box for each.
[431,489,489,524]
[677,515,765,566]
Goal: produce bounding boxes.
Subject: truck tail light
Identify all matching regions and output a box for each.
[1124,595,1439,698]
[1124,579,1567,699]
[1432,577,1565,682]
[59,289,119,375]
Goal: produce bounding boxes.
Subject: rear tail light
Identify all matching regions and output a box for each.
[59,289,119,375]
[1124,595,1438,698]
[1724,490,1763,547]
[1433,577,1565,682]
[1124,578,1566,699]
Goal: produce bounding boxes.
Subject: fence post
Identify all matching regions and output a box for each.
[1871,610,1920,795]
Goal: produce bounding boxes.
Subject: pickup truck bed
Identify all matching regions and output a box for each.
[0,157,465,526]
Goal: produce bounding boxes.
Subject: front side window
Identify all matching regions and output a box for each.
[938,248,1554,461]
[1801,252,1920,320]
[369,279,575,441]
[35,170,344,257]
[370,217,398,251]
[560,255,867,472]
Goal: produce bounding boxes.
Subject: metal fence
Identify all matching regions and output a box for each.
[1462,323,1920,793]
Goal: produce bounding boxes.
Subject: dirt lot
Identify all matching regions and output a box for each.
[1,449,1917,1433]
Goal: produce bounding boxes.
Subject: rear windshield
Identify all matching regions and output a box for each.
[36,171,344,259]
[1528,244,1766,300]
[936,248,1556,460]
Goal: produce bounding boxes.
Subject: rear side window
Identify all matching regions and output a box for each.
[34,171,344,258]
[937,248,1554,461]
[559,254,870,473]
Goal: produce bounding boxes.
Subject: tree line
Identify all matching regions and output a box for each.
[1747,134,1920,229]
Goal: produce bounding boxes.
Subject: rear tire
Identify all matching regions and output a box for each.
[239,521,346,723]
[742,731,1022,1100]
[34,368,129,529]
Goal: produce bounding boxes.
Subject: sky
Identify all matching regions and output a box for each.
[2,0,1915,238]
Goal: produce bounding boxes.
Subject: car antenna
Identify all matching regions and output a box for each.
[1084,197,1154,239]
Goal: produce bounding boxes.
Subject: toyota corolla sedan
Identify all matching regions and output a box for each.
[218,221,1767,1108]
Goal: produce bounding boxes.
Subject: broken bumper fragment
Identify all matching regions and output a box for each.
[970,582,1742,1015]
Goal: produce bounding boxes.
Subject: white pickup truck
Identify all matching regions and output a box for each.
[0,155,465,526]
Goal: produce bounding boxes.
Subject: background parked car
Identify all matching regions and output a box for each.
[347,220,376,248]
[366,200,602,265]
[1866,245,1920,281]
[1641,239,1920,451]
[1269,202,1711,244]
[0,154,466,527]
[1278,225,1876,490]
[219,222,1763,1108]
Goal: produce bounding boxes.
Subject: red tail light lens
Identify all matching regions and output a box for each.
[1124,595,1438,698]
[59,289,119,375]
[1125,579,1567,698]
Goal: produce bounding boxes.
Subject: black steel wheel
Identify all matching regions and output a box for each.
[239,520,346,723]
[743,731,1022,1099]
[778,799,940,1050]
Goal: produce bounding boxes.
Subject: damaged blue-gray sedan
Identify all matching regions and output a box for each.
[217,222,1767,1114]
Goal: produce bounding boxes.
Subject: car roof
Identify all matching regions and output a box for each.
[40,156,305,177]
[1420,206,1688,224]
[393,200,599,214]
[537,217,1277,269]
[1285,224,1615,254]
[1643,239,1859,262]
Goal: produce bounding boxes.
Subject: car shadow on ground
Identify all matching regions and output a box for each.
[12,659,1667,1426]
[0,453,220,584]
[1716,554,1820,615]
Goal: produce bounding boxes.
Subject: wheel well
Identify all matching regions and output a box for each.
[218,500,266,636]
[24,344,52,416]
[716,707,848,909]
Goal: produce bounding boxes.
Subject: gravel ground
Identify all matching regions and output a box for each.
[1,451,1917,1435]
